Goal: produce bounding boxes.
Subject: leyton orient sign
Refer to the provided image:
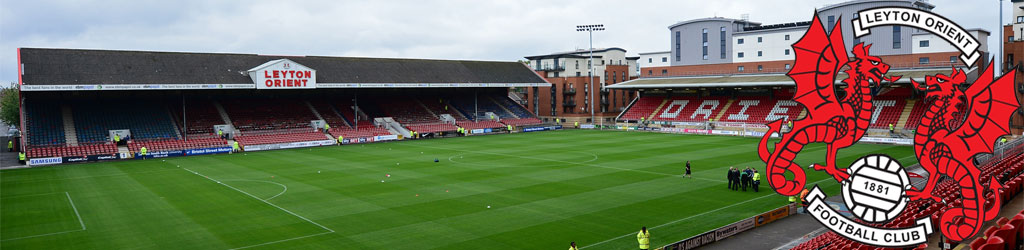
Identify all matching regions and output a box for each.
[247,59,317,89]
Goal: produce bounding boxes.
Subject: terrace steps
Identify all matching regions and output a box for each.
[713,99,735,121]
[61,105,78,146]
[306,101,324,121]
[896,99,916,130]
[488,96,520,119]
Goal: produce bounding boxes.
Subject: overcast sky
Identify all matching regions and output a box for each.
[0,0,1010,87]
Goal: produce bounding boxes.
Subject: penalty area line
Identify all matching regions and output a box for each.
[180,167,335,249]
[0,192,87,242]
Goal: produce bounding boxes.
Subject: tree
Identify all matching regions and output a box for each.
[0,83,19,128]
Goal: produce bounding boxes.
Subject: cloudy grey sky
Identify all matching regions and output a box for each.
[0,0,1010,86]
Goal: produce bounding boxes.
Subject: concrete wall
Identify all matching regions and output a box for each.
[733,28,803,63]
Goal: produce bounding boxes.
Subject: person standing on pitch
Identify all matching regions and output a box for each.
[7,139,12,152]
[739,168,750,191]
[731,168,741,190]
[752,170,761,192]
[684,161,691,178]
[568,242,578,250]
[637,226,650,250]
[726,167,735,189]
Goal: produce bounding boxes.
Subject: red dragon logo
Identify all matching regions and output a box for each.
[907,64,1018,241]
[760,13,1020,242]
[758,14,900,197]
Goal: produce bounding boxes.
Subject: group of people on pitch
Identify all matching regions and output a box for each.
[727,167,760,192]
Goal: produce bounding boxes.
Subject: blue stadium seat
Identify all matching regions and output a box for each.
[24,102,66,147]
[72,101,180,143]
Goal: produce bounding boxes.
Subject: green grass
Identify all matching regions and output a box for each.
[0,130,917,249]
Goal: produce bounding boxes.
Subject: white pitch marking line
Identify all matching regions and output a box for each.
[180,168,333,234]
[220,179,288,201]
[580,177,834,249]
[228,231,333,250]
[66,192,86,230]
[0,192,87,242]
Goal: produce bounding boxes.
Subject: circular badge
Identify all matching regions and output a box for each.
[841,154,911,223]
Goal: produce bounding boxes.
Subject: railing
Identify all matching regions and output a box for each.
[563,88,577,94]
[563,101,577,107]
[534,65,566,71]
[638,61,961,79]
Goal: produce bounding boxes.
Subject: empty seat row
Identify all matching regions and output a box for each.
[72,101,180,143]
[234,132,329,146]
[26,143,117,158]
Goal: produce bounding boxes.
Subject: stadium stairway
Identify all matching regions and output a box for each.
[213,101,234,129]
[646,98,669,121]
[305,101,325,121]
[61,105,79,146]
[416,100,438,118]
[487,96,521,119]
[117,145,129,156]
[713,99,735,121]
[896,99,916,131]
[164,105,183,139]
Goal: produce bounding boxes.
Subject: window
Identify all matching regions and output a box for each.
[1011,36,1016,42]
[1018,16,1024,23]
[738,38,744,44]
[785,34,790,40]
[554,72,559,77]
[575,60,579,69]
[919,57,930,64]
[675,31,681,61]
[662,57,667,62]
[757,65,763,71]
[661,69,668,75]
[720,27,727,59]
[785,64,791,70]
[828,16,835,30]
[757,51,763,57]
[919,40,929,47]
[601,60,605,65]
[785,49,790,55]
[852,12,860,45]
[702,28,709,60]
[647,70,653,75]
[757,37,763,43]
[738,52,744,58]
[576,72,581,77]
[950,56,957,63]
[612,72,616,83]
[893,26,902,49]
[648,58,653,63]
[737,66,745,72]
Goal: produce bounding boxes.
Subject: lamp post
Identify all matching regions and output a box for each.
[577,24,603,126]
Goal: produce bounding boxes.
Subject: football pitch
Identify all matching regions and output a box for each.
[0,130,917,249]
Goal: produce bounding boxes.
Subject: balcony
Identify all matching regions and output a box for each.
[535,65,566,71]
[563,101,577,107]
[563,88,577,95]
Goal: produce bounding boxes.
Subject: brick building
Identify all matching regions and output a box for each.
[523,48,639,124]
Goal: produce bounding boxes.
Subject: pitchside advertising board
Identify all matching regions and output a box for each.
[755,9,1019,248]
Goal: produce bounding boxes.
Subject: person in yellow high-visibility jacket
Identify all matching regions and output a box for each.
[324,123,330,133]
[232,141,240,153]
[7,139,12,152]
[140,147,147,159]
[18,152,26,165]
[337,135,344,145]
[637,226,651,250]
[507,124,513,133]
[113,134,121,144]
[752,170,761,192]
[568,241,578,250]
[574,121,579,129]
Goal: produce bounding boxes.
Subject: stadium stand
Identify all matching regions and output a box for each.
[169,100,224,136]
[419,97,467,120]
[450,95,514,120]
[127,138,228,154]
[904,100,930,130]
[458,121,505,129]
[310,100,350,128]
[492,95,533,118]
[329,125,392,139]
[619,96,663,121]
[790,144,1024,250]
[221,99,317,132]
[26,143,117,158]
[380,99,439,125]
[650,97,729,122]
[501,118,543,127]
[719,97,802,123]
[405,123,458,133]
[24,102,66,147]
[234,130,329,146]
[72,101,180,143]
[330,98,359,127]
